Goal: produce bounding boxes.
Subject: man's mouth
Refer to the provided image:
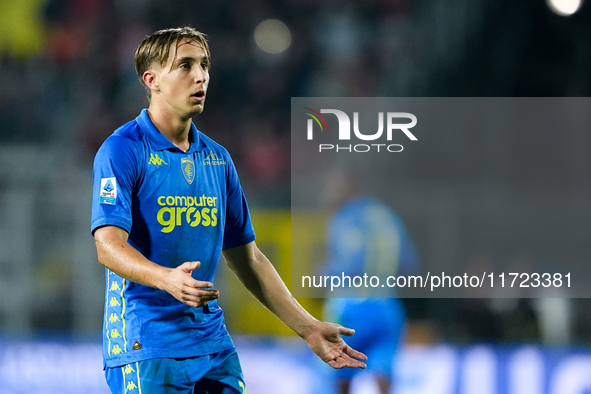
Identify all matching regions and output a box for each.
[191,90,205,101]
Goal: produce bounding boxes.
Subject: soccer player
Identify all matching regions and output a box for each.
[91,27,366,393]
[321,169,419,394]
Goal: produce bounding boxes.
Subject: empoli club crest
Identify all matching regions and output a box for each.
[181,158,195,184]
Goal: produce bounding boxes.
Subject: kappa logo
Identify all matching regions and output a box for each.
[203,151,227,166]
[181,158,195,184]
[148,153,168,165]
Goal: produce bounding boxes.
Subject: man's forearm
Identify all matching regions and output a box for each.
[94,227,169,289]
[94,226,219,308]
[224,242,368,369]
[224,243,319,338]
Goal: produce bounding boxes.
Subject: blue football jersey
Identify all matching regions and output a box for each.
[325,197,418,280]
[91,109,255,368]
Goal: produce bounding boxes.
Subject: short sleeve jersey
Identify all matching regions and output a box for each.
[324,197,419,289]
[91,109,255,368]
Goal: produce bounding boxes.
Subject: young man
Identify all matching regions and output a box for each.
[91,27,366,393]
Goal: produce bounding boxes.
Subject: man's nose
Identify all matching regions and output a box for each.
[194,66,207,83]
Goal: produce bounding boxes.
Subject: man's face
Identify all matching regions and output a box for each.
[151,39,210,119]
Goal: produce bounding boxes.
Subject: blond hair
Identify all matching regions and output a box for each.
[134,27,210,99]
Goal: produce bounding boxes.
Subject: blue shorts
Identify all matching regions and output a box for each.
[105,348,246,394]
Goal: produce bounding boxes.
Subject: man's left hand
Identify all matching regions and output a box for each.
[304,322,367,369]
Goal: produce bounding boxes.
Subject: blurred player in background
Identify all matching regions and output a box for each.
[91,27,366,393]
[321,168,419,394]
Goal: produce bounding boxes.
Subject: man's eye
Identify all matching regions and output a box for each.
[180,63,190,69]
[201,63,210,71]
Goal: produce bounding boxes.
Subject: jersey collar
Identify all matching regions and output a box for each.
[136,109,208,153]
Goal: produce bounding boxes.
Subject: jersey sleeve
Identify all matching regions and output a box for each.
[91,135,141,235]
[222,155,256,249]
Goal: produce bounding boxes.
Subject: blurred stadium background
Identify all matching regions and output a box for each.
[1,0,591,393]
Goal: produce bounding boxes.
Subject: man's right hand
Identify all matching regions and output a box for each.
[95,226,218,308]
[161,261,219,308]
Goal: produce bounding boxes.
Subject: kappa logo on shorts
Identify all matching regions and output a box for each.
[181,158,195,184]
[100,177,117,205]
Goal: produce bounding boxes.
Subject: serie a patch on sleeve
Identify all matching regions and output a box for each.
[100,177,117,205]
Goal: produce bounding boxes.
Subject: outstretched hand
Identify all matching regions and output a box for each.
[304,322,367,369]
[163,261,219,308]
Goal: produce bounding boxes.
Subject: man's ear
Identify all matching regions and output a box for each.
[143,70,159,92]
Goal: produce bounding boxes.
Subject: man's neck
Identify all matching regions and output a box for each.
[147,106,192,152]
